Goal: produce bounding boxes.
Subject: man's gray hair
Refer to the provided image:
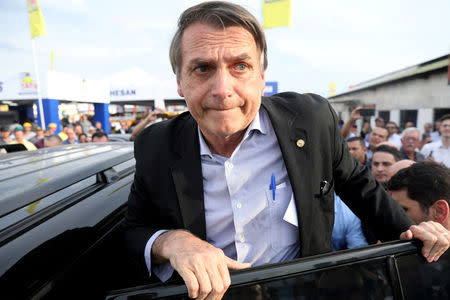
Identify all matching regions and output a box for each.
[169,1,267,78]
[401,127,421,140]
[45,134,62,144]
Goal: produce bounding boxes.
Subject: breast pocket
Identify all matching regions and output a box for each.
[265,182,299,252]
[318,179,335,214]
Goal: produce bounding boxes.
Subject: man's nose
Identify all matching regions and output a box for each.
[211,68,232,99]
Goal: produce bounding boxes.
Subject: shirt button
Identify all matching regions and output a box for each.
[240,236,245,243]
[236,202,242,209]
[225,161,233,169]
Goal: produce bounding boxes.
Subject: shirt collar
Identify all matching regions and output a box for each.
[198,107,267,157]
[436,140,450,149]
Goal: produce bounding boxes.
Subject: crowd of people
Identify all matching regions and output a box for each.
[340,107,450,168]
[333,108,450,250]
[0,114,120,153]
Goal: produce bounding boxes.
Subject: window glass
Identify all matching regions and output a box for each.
[396,252,450,300]
[159,258,394,300]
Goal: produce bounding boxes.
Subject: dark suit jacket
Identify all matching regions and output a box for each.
[123,92,413,271]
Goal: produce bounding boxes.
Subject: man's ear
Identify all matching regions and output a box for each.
[260,72,266,93]
[177,79,184,97]
[430,200,449,224]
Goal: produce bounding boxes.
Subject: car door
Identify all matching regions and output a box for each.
[106,240,450,300]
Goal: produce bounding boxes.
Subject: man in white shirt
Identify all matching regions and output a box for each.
[421,114,450,167]
[386,121,402,148]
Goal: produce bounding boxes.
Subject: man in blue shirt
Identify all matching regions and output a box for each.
[332,194,368,251]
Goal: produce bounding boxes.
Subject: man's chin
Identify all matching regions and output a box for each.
[375,176,387,182]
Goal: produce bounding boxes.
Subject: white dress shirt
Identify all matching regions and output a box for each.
[420,140,450,167]
[145,107,299,281]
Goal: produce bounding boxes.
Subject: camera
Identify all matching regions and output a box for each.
[359,108,375,117]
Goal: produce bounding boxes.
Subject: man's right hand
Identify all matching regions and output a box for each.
[350,107,363,122]
[152,230,251,300]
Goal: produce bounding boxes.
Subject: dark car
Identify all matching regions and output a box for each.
[0,143,140,299]
[0,143,449,299]
[106,240,449,300]
[108,134,132,143]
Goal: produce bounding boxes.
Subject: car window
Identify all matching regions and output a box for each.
[152,258,394,300]
[221,258,394,300]
[396,251,450,300]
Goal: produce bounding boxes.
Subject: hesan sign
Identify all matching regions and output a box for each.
[109,84,159,102]
[110,89,136,97]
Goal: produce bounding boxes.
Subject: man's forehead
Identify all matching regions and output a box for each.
[348,141,362,148]
[392,189,415,203]
[373,152,395,162]
[373,128,388,135]
[405,132,419,137]
[181,23,258,56]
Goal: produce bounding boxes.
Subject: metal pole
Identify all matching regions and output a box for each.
[31,38,46,130]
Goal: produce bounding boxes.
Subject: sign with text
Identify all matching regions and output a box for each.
[264,81,278,96]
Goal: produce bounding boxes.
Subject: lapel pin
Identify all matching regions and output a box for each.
[296,139,305,148]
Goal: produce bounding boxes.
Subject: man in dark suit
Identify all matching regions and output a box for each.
[124,2,450,299]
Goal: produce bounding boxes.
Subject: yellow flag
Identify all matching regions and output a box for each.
[329,82,336,96]
[51,50,54,70]
[27,0,47,38]
[263,0,291,29]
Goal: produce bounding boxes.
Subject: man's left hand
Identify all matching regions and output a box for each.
[400,221,450,262]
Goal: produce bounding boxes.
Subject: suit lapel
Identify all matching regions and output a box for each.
[262,97,313,255]
[170,116,206,240]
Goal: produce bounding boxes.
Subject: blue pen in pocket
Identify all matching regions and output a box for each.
[270,173,276,201]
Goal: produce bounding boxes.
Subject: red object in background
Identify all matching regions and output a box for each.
[448,54,450,85]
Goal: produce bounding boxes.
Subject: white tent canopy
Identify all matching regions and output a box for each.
[0,68,181,107]
[0,71,109,104]
[104,67,180,108]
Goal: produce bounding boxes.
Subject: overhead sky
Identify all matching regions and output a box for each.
[1,0,449,97]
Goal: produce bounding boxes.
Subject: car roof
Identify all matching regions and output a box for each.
[0,143,134,216]
[108,134,132,142]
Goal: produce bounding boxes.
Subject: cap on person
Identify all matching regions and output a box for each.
[23,122,32,128]
[14,125,24,132]
[48,123,57,129]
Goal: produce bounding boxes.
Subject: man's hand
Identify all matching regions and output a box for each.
[152,230,251,299]
[400,221,450,262]
[144,107,166,123]
[349,107,363,122]
[341,107,363,139]
[130,107,166,141]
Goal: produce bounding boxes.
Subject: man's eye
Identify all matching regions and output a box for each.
[195,66,209,73]
[235,63,247,71]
